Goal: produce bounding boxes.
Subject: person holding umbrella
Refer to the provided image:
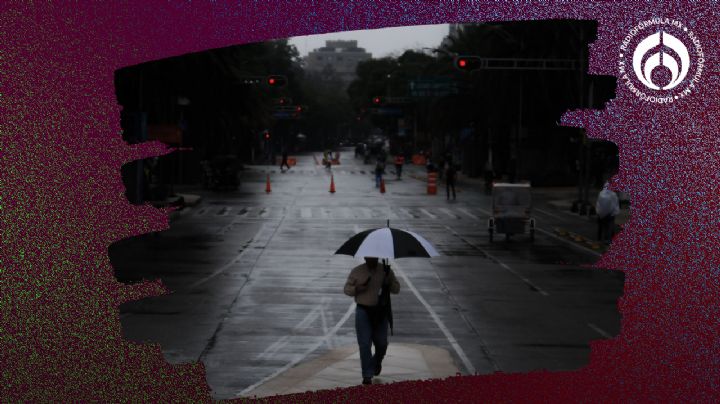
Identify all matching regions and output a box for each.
[343,257,400,385]
[337,221,439,385]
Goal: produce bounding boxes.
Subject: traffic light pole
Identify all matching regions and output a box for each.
[452,53,584,185]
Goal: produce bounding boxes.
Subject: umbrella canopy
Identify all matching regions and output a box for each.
[335,226,440,259]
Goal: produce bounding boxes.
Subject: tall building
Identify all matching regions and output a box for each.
[304,40,372,87]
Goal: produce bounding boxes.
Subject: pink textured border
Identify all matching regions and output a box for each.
[1,1,718,402]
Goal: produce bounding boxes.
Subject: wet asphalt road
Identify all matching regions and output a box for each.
[111,149,623,399]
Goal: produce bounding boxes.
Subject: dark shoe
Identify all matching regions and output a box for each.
[362,377,372,385]
[374,363,382,376]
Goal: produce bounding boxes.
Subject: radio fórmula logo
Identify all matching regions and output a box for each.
[619,18,704,104]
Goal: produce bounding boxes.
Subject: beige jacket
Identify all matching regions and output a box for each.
[343,263,400,306]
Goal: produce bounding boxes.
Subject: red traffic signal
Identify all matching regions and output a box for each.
[295,105,303,112]
[264,131,270,140]
[266,75,288,87]
[454,56,482,71]
[372,96,384,105]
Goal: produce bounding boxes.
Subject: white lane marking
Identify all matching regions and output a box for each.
[320,304,331,349]
[439,207,459,219]
[535,208,563,220]
[475,206,492,216]
[221,207,233,216]
[238,207,252,217]
[257,298,330,360]
[588,323,612,339]
[387,208,400,220]
[187,224,266,290]
[398,208,413,219]
[419,208,437,219]
[393,262,476,375]
[458,208,479,220]
[535,228,602,258]
[238,301,356,397]
[443,225,550,297]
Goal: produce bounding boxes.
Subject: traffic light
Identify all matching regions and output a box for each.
[453,56,482,71]
[372,96,384,105]
[264,131,270,140]
[266,75,288,87]
[295,105,303,113]
[275,96,292,105]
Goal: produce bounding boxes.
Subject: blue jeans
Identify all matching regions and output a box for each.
[375,173,382,188]
[355,305,389,378]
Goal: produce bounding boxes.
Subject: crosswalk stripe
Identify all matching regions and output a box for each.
[398,208,415,219]
[190,205,494,221]
[419,208,437,219]
[458,208,479,220]
[439,207,460,219]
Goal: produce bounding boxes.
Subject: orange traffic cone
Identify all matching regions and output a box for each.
[329,175,336,193]
[427,172,437,195]
[380,178,386,193]
[265,174,272,193]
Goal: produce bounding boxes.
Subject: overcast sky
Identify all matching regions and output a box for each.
[288,24,450,58]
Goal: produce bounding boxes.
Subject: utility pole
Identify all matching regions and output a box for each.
[574,27,587,214]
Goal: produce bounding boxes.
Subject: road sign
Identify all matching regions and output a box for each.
[272,111,300,120]
[370,107,403,116]
[410,77,459,97]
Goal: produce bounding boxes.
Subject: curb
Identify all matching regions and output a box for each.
[551,227,606,254]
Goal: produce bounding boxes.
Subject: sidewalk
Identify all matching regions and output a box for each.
[240,343,459,398]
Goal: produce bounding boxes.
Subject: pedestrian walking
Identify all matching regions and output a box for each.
[446,162,457,200]
[439,153,452,180]
[394,154,404,179]
[323,150,332,169]
[375,160,384,188]
[595,182,620,243]
[343,257,400,385]
[279,149,290,172]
